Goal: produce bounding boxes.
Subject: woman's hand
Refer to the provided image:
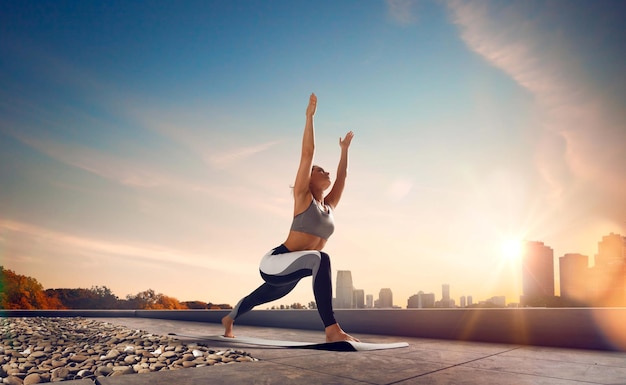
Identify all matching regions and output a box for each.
[306,93,317,117]
[339,131,354,150]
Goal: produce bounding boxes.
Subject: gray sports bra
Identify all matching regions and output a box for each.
[290,199,335,240]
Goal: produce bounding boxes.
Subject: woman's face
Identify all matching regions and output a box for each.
[310,166,331,190]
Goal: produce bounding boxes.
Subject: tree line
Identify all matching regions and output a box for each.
[0,266,231,310]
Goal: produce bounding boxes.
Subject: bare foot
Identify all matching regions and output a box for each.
[325,323,360,343]
[221,315,235,338]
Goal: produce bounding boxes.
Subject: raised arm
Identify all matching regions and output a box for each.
[325,131,354,208]
[292,93,317,199]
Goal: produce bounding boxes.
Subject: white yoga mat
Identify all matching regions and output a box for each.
[170,333,409,352]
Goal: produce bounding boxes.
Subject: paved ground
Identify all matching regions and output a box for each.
[65,317,626,384]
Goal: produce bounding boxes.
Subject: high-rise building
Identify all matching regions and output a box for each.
[591,233,626,306]
[467,295,473,307]
[521,241,555,306]
[460,296,466,308]
[335,270,353,309]
[559,253,589,304]
[378,288,393,308]
[366,294,374,308]
[353,289,365,309]
[595,233,626,267]
[407,291,435,308]
[437,284,454,308]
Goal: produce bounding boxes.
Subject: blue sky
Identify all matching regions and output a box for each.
[1,0,625,308]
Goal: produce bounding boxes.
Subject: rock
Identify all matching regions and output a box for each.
[94,366,113,376]
[105,349,120,359]
[69,354,88,363]
[50,360,66,368]
[27,352,46,360]
[76,369,93,378]
[4,376,23,385]
[23,373,41,385]
[111,366,134,375]
[182,353,194,361]
[0,317,258,381]
[122,355,134,364]
[51,367,69,379]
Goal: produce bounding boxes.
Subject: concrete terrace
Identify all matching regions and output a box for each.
[3,309,626,384]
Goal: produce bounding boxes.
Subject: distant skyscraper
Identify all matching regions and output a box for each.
[407,291,435,308]
[521,241,555,306]
[378,288,393,308]
[366,294,374,308]
[595,233,626,267]
[591,233,626,306]
[335,270,354,309]
[467,295,473,307]
[438,284,453,308]
[353,289,365,309]
[460,296,466,308]
[559,253,589,304]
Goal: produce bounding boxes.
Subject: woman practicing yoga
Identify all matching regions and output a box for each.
[222,93,359,343]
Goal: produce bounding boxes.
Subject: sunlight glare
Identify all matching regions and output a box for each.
[501,238,523,261]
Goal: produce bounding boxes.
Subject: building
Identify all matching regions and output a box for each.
[335,270,353,309]
[467,295,473,307]
[365,294,373,308]
[437,284,454,308]
[460,296,466,308]
[407,291,435,308]
[590,233,626,306]
[559,253,589,305]
[378,288,393,308]
[353,289,365,309]
[521,241,555,306]
[487,296,506,307]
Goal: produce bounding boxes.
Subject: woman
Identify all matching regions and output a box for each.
[222,93,359,343]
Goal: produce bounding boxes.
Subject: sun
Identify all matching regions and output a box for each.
[500,238,524,261]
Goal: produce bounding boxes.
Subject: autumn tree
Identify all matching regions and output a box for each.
[0,266,63,309]
[182,301,208,309]
[125,289,187,309]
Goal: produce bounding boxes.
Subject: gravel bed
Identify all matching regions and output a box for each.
[0,317,258,384]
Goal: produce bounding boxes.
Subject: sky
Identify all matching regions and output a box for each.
[1,0,625,309]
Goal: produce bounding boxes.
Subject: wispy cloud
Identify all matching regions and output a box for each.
[206,140,282,169]
[0,219,255,275]
[446,0,626,219]
[8,129,172,188]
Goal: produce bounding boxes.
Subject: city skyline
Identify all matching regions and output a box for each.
[337,231,625,309]
[1,1,625,308]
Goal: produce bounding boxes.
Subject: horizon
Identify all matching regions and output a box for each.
[1,1,625,310]
[4,232,623,308]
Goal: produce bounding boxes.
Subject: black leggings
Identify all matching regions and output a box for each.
[227,244,337,327]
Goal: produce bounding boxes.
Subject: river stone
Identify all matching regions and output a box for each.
[23,373,41,385]
[0,317,257,381]
[4,376,23,385]
[51,367,69,379]
[69,354,88,363]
